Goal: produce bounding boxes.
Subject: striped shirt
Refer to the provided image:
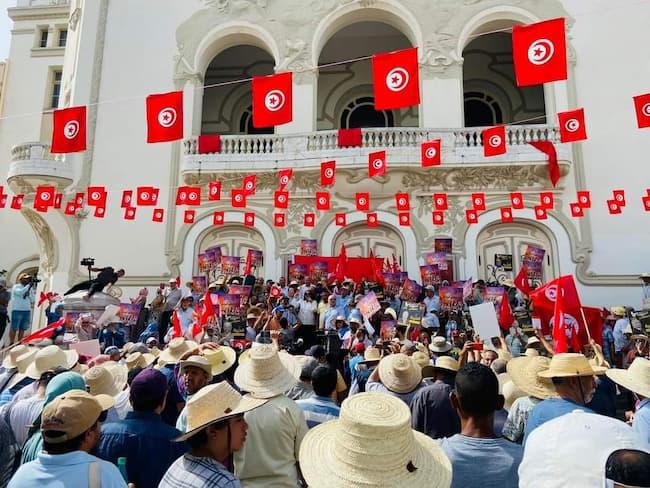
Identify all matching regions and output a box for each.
[296,395,340,428]
[160,454,239,488]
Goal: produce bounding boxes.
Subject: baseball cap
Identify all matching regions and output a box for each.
[41,390,113,443]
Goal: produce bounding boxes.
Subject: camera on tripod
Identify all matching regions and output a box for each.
[80,258,95,267]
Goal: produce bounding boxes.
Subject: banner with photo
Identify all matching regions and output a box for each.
[380,319,397,341]
[483,286,505,308]
[440,286,464,312]
[420,265,441,286]
[383,272,402,295]
[308,261,329,281]
[299,239,318,256]
[358,291,381,320]
[522,245,546,281]
[400,278,422,302]
[246,249,263,270]
[191,276,207,294]
[434,238,453,253]
[228,284,252,306]
[218,294,241,315]
[288,263,308,281]
[118,303,142,326]
[220,256,241,277]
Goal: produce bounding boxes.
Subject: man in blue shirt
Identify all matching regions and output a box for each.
[96,368,187,488]
[336,286,352,319]
[9,273,35,344]
[606,357,650,443]
[297,365,340,428]
[523,353,603,444]
[9,390,124,488]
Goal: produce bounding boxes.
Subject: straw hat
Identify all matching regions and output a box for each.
[175,381,266,442]
[5,347,39,389]
[527,336,541,347]
[378,353,422,394]
[201,346,236,376]
[610,306,626,317]
[412,351,430,370]
[2,344,31,369]
[524,348,539,357]
[180,355,213,381]
[506,356,555,399]
[502,380,526,411]
[429,336,452,353]
[433,356,459,374]
[384,307,397,320]
[125,351,156,370]
[537,353,606,379]
[299,392,452,488]
[84,362,128,397]
[234,344,301,399]
[360,347,381,365]
[606,357,650,398]
[25,345,79,380]
[158,338,196,365]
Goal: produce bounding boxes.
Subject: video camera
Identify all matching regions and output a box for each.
[80,257,95,280]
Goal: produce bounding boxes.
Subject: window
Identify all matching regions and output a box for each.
[340,97,394,128]
[50,70,62,109]
[39,29,49,48]
[239,106,273,135]
[58,29,67,48]
[464,92,503,127]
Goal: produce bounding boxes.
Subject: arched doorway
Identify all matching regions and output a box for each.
[196,225,265,277]
[317,21,418,130]
[463,31,546,127]
[475,221,557,285]
[332,223,405,268]
[201,45,275,135]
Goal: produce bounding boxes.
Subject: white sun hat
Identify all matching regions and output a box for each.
[201,346,236,376]
[84,362,128,397]
[2,344,31,369]
[537,353,607,379]
[507,356,555,400]
[125,351,156,370]
[234,344,301,399]
[299,392,452,488]
[25,345,79,380]
[378,353,422,394]
[158,338,197,366]
[606,357,650,398]
[5,347,39,390]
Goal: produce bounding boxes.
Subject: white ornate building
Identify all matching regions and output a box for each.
[1,0,649,328]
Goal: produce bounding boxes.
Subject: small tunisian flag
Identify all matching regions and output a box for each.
[21,318,65,344]
[356,192,370,212]
[242,175,256,195]
[368,151,387,178]
[483,126,506,156]
[252,72,292,128]
[512,18,567,87]
[395,193,410,211]
[146,91,183,143]
[530,141,560,187]
[278,168,293,188]
[513,265,532,295]
[633,93,650,129]
[171,310,183,339]
[558,108,587,142]
[421,140,441,167]
[51,106,87,153]
[372,47,420,110]
[87,186,108,207]
[321,161,336,186]
[34,185,56,209]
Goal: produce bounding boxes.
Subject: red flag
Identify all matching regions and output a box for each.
[232,189,247,208]
[51,106,87,153]
[304,213,315,227]
[200,292,216,326]
[335,213,347,226]
[581,306,604,346]
[642,195,650,212]
[529,140,560,187]
[607,200,622,215]
[94,206,106,218]
[552,280,569,353]
[421,140,441,167]
[252,72,292,128]
[356,192,370,212]
[337,128,362,148]
[54,193,62,209]
[273,213,286,227]
[171,310,182,339]
[395,193,410,211]
[176,276,181,287]
[242,175,256,195]
[558,108,587,142]
[152,208,164,222]
[278,168,293,189]
[124,207,136,221]
[20,318,64,344]
[433,193,448,210]
[570,203,584,218]
[633,93,650,129]
[74,192,85,207]
[183,210,195,224]
[87,187,107,207]
[372,47,420,110]
[499,290,515,330]
[198,134,221,154]
[500,207,513,223]
[34,185,56,209]
[64,201,77,215]
[270,284,282,298]
[539,191,554,209]
[335,244,347,282]
[320,161,336,186]
[0,194,6,209]
[534,206,547,220]
[11,195,24,210]
[121,190,133,208]
[432,211,444,225]
[392,254,400,273]
[471,193,486,211]
[213,211,224,225]
[146,91,183,143]
[369,250,384,285]
[274,190,289,209]
[514,266,532,295]
[368,151,387,178]
[244,249,253,275]
[398,212,410,226]
[244,212,255,227]
[38,291,55,307]
[367,212,378,227]
[577,190,591,208]
[208,181,221,201]
[612,190,626,207]
[184,187,201,206]
[510,192,524,209]
[483,126,506,157]
[136,186,157,206]
[315,192,330,211]
[512,18,567,87]
[465,209,478,224]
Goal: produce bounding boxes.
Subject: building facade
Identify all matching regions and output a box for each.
[1,0,649,329]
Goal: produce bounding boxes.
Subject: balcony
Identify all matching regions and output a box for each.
[7,142,74,193]
[181,125,571,183]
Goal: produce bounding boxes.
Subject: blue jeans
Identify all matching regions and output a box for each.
[10,310,31,331]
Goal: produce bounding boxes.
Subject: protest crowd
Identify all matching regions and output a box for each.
[0,253,649,488]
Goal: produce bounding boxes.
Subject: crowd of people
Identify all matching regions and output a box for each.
[0,272,649,487]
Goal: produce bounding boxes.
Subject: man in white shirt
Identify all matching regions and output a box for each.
[297,292,318,327]
[423,286,440,314]
[160,280,183,340]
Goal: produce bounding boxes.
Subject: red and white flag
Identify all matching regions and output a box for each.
[273,213,286,227]
[612,190,626,206]
[421,140,441,167]
[64,201,77,215]
[356,192,370,212]
[0,194,7,209]
[368,151,387,178]
[94,206,106,218]
[10,194,24,210]
[471,193,486,211]
[124,207,136,221]
[432,211,444,226]
[231,189,247,208]
[367,212,378,227]
[433,193,448,210]
[152,208,164,222]
[534,206,548,220]
[465,209,478,224]
[642,195,650,212]
[530,141,560,187]
[244,212,255,227]
[274,190,289,209]
[514,266,532,295]
[570,203,584,218]
[558,108,587,142]
[372,47,420,110]
[87,186,107,207]
[136,186,158,206]
[395,193,410,211]
[278,168,293,189]
[539,192,554,209]
[510,192,524,209]
[121,190,133,208]
[252,72,292,128]
[512,18,567,87]
[335,213,347,226]
[577,190,591,208]
[242,175,256,195]
[607,200,622,215]
[74,192,85,207]
[184,187,201,206]
[208,181,221,201]
[146,91,183,143]
[51,106,87,153]
[398,212,410,226]
[500,207,513,223]
[183,210,195,224]
[315,192,330,211]
[53,193,63,209]
[483,126,506,157]
[633,93,650,129]
[320,161,336,186]
[34,185,56,209]
[213,211,224,225]
[304,213,315,227]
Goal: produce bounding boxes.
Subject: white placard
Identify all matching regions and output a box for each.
[69,339,101,358]
[531,317,542,330]
[469,302,501,341]
[96,305,120,327]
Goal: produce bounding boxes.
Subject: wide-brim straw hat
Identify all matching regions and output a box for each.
[2,344,30,369]
[360,347,381,365]
[5,348,39,389]
[429,336,453,353]
[537,353,606,379]
[158,338,197,365]
[378,353,422,394]
[125,352,156,370]
[234,345,301,399]
[412,351,430,370]
[524,348,540,357]
[84,362,128,397]
[507,356,555,399]
[25,345,79,380]
[606,357,650,398]
[299,392,452,488]
[502,379,526,411]
[433,356,459,374]
[175,381,266,441]
[201,346,236,376]
[610,306,626,317]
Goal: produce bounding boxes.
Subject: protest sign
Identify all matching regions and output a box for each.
[522,245,546,281]
[495,254,513,271]
[424,251,448,270]
[198,253,210,273]
[434,238,453,253]
[246,250,263,270]
[299,239,318,256]
[96,305,121,327]
[309,261,329,281]
[218,294,241,315]
[401,303,423,328]
[118,303,141,326]
[358,291,381,320]
[288,263,308,281]
[220,256,241,276]
[64,311,83,327]
[400,278,422,302]
[70,339,101,359]
[383,272,402,295]
[228,284,252,306]
[470,302,501,340]
[420,265,441,286]
[380,319,397,341]
[483,286,505,308]
[439,286,464,312]
[191,276,207,294]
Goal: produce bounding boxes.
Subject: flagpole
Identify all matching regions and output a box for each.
[579,307,593,342]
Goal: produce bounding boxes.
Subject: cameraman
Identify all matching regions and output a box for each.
[9,273,35,343]
[64,266,125,299]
